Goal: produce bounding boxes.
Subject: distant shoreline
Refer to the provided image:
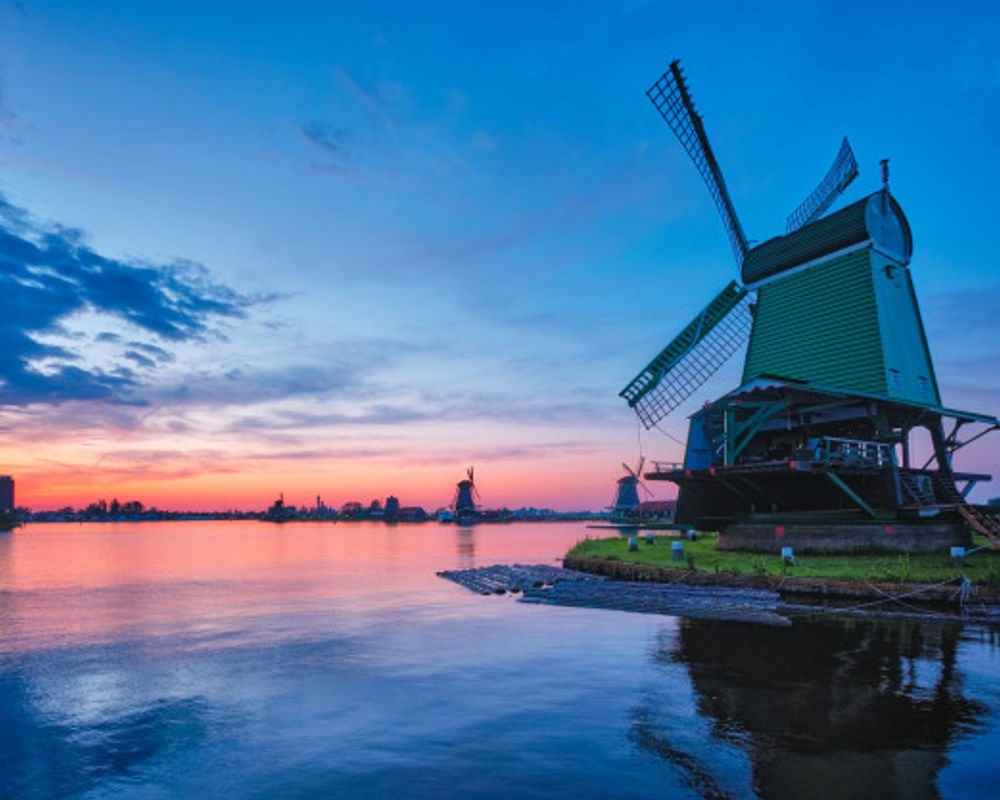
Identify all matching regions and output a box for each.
[11,514,606,525]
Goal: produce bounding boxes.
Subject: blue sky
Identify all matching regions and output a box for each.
[1,0,998,509]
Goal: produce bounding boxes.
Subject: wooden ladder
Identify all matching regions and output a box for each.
[958,505,1000,548]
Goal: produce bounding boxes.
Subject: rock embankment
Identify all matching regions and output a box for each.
[439,561,1000,625]
[563,555,1000,616]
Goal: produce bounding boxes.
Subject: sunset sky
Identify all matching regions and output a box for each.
[1,1,999,511]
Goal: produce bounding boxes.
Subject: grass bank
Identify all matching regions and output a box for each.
[569,533,1000,588]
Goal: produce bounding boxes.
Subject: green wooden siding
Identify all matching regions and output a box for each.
[743,249,887,394]
[742,248,941,407]
[869,251,941,406]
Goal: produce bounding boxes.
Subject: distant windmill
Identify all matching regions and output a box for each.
[452,466,480,522]
[609,458,651,522]
[618,59,999,552]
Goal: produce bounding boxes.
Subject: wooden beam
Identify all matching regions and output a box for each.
[825,472,877,518]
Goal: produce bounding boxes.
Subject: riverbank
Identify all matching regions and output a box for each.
[566,533,1000,612]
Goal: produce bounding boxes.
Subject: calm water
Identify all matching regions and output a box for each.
[1,521,998,799]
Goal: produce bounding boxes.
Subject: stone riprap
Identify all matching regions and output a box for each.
[436,563,599,595]
[437,563,790,626]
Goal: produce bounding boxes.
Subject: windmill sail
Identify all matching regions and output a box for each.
[620,281,752,428]
[647,61,748,266]
[785,137,859,233]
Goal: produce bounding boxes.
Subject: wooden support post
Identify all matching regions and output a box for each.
[929,419,953,473]
[825,472,877,518]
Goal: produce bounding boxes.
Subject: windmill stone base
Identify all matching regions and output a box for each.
[717,521,970,554]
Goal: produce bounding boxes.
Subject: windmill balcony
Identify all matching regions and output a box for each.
[649,461,685,474]
[798,437,894,468]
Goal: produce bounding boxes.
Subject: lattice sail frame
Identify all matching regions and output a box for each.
[647,61,748,266]
[625,65,859,430]
[785,137,859,233]
[621,283,753,429]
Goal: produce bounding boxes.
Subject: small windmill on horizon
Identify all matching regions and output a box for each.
[452,466,480,524]
[609,458,651,522]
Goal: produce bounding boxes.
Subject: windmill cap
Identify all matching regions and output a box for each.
[741,190,912,285]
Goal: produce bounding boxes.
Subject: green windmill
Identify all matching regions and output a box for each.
[621,61,1000,552]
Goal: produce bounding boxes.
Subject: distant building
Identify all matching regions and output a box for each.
[385,495,400,519]
[264,492,296,522]
[0,476,13,512]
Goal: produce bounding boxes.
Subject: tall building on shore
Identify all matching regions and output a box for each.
[0,476,13,512]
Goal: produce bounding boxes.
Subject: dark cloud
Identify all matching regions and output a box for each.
[126,340,174,363]
[300,121,350,156]
[0,190,30,229]
[123,350,157,369]
[0,190,252,406]
[299,121,354,172]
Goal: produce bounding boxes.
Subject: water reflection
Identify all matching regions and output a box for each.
[637,618,989,799]
[455,528,476,566]
[0,666,211,800]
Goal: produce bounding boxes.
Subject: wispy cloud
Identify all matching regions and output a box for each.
[334,67,400,129]
[145,363,368,408]
[221,389,614,437]
[925,284,1000,344]
[0,80,24,145]
[299,120,355,173]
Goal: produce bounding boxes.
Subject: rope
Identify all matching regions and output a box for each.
[635,414,645,462]
[652,420,686,447]
[862,582,926,615]
[782,575,967,621]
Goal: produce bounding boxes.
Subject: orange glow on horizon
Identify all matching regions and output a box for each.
[11,450,681,513]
